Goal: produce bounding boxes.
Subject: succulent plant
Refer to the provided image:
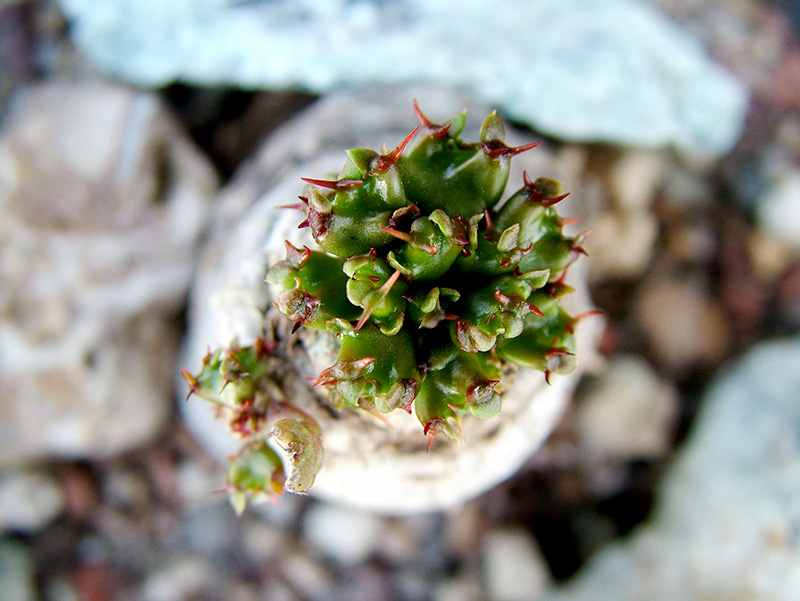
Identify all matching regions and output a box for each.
[184,102,590,511]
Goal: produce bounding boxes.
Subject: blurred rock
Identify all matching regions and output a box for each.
[757,168,800,252]
[140,556,219,601]
[0,82,218,463]
[540,337,800,601]
[575,355,678,463]
[0,469,64,533]
[482,527,550,601]
[585,211,659,280]
[664,220,717,264]
[435,576,483,601]
[303,501,383,565]
[0,539,36,601]
[609,149,666,212]
[57,0,747,155]
[634,273,731,373]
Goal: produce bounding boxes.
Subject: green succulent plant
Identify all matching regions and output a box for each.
[184,102,590,511]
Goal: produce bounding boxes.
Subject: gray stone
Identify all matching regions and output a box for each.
[0,82,218,462]
[56,0,748,156]
[540,337,800,601]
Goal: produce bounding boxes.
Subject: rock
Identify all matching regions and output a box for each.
[0,539,36,601]
[303,502,383,565]
[56,0,748,156]
[539,337,800,601]
[585,211,659,280]
[634,273,731,373]
[482,527,551,601]
[609,149,666,213]
[0,82,218,462]
[575,355,678,463]
[757,168,800,251]
[0,469,64,533]
[140,556,219,601]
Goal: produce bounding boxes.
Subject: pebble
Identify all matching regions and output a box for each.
[634,273,731,373]
[57,0,748,155]
[302,501,383,565]
[575,355,678,462]
[757,168,800,252]
[482,527,551,601]
[140,556,219,601]
[585,211,659,280]
[0,469,64,533]
[539,337,800,601]
[609,149,666,212]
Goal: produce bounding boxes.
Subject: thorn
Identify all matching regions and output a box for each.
[556,216,580,227]
[542,192,570,208]
[279,202,308,210]
[522,171,534,188]
[484,209,495,231]
[412,99,450,137]
[381,225,414,244]
[297,219,310,229]
[355,270,401,331]
[380,269,402,294]
[482,140,541,159]
[544,370,552,385]
[355,309,372,332]
[522,172,570,206]
[566,309,604,334]
[301,177,364,191]
[380,226,437,254]
[494,289,511,305]
[373,127,419,172]
[291,320,302,334]
[180,369,197,402]
[528,302,545,317]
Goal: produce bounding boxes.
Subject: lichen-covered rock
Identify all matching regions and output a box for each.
[56,0,748,156]
[0,82,218,462]
[540,338,800,601]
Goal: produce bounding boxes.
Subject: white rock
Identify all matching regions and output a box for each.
[483,527,551,601]
[303,502,383,565]
[540,337,800,601]
[0,470,64,533]
[757,169,800,251]
[576,355,678,462]
[0,82,218,462]
[141,556,218,601]
[56,0,748,156]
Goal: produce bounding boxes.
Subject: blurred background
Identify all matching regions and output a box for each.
[1,0,799,599]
